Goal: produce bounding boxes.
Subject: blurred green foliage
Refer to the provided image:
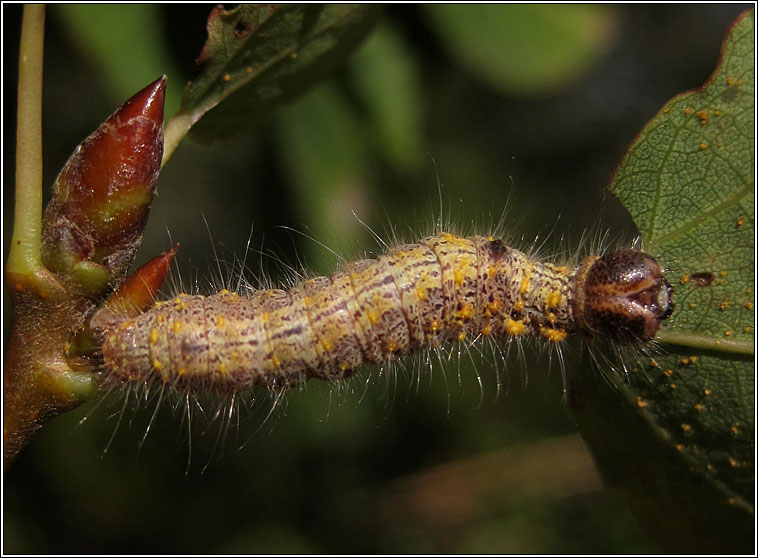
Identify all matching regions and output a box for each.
[3,4,751,554]
[425,5,618,96]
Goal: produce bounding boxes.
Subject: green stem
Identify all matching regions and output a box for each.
[8,5,46,282]
[656,330,754,356]
[161,113,194,168]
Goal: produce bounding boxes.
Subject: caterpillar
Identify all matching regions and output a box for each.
[97,232,674,394]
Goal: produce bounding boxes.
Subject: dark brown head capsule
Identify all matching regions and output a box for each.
[573,249,674,342]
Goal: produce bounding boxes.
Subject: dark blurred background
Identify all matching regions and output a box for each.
[3,4,750,553]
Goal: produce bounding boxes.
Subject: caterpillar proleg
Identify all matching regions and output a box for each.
[97,232,674,394]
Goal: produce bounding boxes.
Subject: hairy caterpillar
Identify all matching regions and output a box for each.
[96,232,674,394]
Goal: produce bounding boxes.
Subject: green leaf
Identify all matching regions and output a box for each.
[163,4,380,159]
[274,84,372,258]
[571,9,754,553]
[348,23,425,171]
[423,4,617,97]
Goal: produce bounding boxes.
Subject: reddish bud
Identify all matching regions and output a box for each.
[72,245,178,357]
[42,77,166,284]
[91,244,179,330]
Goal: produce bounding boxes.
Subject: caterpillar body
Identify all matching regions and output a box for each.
[99,232,674,393]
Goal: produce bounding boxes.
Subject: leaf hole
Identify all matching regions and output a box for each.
[234,20,249,39]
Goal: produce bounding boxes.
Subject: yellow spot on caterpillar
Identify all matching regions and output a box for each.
[699,142,707,151]
[177,367,186,376]
[261,312,270,323]
[152,358,162,371]
[486,301,499,315]
[719,301,729,311]
[457,304,475,320]
[481,325,492,336]
[725,329,733,336]
[218,363,227,374]
[663,369,673,377]
[271,356,281,368]
[736,216,745,226]
[386,342,398,353]
[546,312,557,324]
[695,109,709,125]
[505,319,526,336]
[514,300,524,312]
[321,339,333,352]
[415,284,427,301]
[216,315,225,328]
[454,268,464,286]
[173,321,183,334]
[488,264,496,278]
[456,331,466,342]
[546,291,561,308]
[680,274,689,285]
[339,362,349,371]
[541,327,567,343]
[368,310,380,325]
[704,388,712,396]
[150,329,159,345]
[156,314,165,324]
[429,319,441,333]
[519,275,530,294]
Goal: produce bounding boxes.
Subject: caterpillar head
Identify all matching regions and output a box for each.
[574,249,674,343]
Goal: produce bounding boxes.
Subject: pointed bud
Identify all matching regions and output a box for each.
[73,245,179,356]
[96,243,179,321]
[42,76,166,289]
